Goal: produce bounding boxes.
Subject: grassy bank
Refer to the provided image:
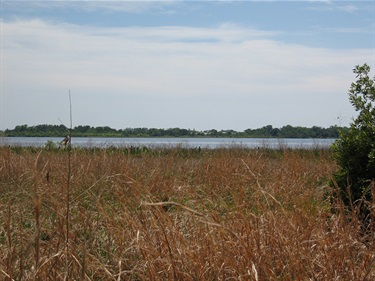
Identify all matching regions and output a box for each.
[1,146,374,280]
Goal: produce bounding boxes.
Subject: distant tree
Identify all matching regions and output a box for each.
[279,125,296,138]
[310,126,322,138]
[331,64,375,225]
[75,125,91,133]
[4,123,348,138]
[205,129,218,137]
[179,128,189,136]
[220,129,236,136]
[14,124,28,132]
[262,125,274,137]
[131,128,148,137]
[148,128,162,137]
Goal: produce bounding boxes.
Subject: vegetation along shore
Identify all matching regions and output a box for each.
[2,124,347,138]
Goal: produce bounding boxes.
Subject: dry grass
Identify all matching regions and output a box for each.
[1,145,375,280]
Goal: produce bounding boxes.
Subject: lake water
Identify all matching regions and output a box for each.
[0,137,336,149]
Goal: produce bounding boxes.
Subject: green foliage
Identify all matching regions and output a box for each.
[5,124,346,138]
[332,64,375,219]
[5,124,68,137]
[44,140,58,151]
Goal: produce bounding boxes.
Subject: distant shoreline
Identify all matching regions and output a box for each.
[2,124,348,139]
[1,135,337,139]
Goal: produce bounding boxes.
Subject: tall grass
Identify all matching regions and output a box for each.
[1,145,374,280]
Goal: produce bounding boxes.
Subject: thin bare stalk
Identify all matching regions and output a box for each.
[6,205,13,280]
[65,90,73,279]
[33,151,42,280]
[19,205,24,281]
[34,195,40,280]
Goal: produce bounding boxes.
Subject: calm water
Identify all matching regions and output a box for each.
[0,137,336,149]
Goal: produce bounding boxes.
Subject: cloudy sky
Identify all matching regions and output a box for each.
[1,1,374,131]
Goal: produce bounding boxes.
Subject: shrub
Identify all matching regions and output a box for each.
[332,64,375,223]
[44,139,58,151]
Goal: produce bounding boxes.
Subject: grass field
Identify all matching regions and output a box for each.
[1,145,375,280]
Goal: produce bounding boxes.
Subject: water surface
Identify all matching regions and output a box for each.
[0,137,336,149]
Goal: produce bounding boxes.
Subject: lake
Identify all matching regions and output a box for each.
[0,137,336,149]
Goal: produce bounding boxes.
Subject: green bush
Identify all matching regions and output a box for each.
[44,140,58,151]
[332,64,375,222]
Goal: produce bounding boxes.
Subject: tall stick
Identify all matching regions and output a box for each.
[65,90,72,279]
[69,90,72,136]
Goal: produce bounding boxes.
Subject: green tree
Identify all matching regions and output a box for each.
[148,128,162,137]
[205,129,218,137]
[332,64,375,223]
[14,124,28,132]
[75,125,91,133]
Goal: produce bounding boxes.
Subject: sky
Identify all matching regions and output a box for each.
[1,0,374,131]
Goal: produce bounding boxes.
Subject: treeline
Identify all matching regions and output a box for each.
[3,124,348,138]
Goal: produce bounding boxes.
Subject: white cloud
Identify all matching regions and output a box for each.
[1,19,371,130]
[323,27,371,34]
[306,1,361,13]
[2,0,181,14]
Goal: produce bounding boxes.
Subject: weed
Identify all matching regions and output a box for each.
[0,146,374,279]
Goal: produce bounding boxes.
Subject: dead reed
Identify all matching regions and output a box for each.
[1,145,374,280]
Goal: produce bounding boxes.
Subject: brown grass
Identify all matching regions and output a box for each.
[1,145,375,280]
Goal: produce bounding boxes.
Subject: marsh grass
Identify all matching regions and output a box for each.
[1,145,375,280]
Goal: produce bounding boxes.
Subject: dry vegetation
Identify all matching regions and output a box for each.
[1,145,375,280]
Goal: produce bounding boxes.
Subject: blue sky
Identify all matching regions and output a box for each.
[1,1,374,131]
